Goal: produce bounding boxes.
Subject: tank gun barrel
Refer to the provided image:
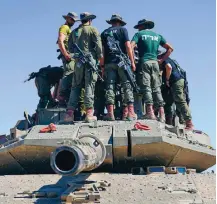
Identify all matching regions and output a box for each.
[50,134,106,176]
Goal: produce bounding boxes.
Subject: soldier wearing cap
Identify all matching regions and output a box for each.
[57,12,78,107]
[101,14,137,121]
[131,19,173,122]
[64,12,104,123]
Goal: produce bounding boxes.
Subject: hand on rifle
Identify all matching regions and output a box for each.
[131,62,136,72]
[166,80,170,87]
[100,65,105,77]
[64,53,71,61]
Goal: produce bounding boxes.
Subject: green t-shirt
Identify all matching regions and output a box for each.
[132,30,166,62]
[59,24,71,51]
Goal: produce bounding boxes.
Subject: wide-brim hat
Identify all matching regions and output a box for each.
[80,12,96,21]
[63,12,79,21]
[106,14,126,26]
[134,19,154,29]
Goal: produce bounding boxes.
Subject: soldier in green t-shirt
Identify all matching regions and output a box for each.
[57,12,78,107]
[131,19,173,122]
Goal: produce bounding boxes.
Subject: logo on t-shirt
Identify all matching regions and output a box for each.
[142,35,159,41]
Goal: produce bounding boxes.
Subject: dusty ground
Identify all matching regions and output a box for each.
[0,173,215,204]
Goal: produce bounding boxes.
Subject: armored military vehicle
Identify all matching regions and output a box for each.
[0,108,215,203]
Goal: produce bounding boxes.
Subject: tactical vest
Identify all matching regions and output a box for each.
[165,58,184,84]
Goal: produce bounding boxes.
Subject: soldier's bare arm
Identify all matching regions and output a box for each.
[165,63,172,87]
[58,33,71,61]
[158,43,173,64]
[125,41,136,71]
[130,41,136,50]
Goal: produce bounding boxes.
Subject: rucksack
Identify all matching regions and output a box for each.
[172,59,186,80]
[172,59,190,105]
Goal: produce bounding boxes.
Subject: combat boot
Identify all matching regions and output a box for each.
[85,108,97,123]
[142,104,157,120]
[122,106,128,121]
[185,120,194,130]
[127,104,137,121]
[64,109,74,122]
[104,105,115,121]
[158,107,165,123]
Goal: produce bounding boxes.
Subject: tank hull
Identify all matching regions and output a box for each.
[0,120,215,175]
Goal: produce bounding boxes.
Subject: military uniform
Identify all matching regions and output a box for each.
[132,19,166,121]
[58,24,75,105]
[65,12,103,123]
[34,66,64,108]
[101,14,137,121]
[57,12,78,106]
[160,58,193,129]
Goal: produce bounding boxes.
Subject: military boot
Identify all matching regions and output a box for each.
[104,105,115,121]
[185,120,194,130]
[158,107,165,123]
[127,104,137,121]
[85,108,97,123]
[64,109,74,123]
[142,104,157,120]
[122,106,128,121]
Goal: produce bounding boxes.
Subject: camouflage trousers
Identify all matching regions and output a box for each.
[158,85,185,124]
[59,59,75,102]
[137,60,164,107]
[35,76,56,108]
[67,59,97,109]
[104,63,134,105]
[171,79,192,121]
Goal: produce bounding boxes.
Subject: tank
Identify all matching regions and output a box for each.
[0,108,215,203]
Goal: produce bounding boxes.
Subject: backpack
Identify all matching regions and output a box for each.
[172,59,186,80]
[172,59,190,105]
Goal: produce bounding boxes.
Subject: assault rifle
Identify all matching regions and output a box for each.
[106,35,140,93]
[23,65,52,83]
[72,43,104,81]
[24,72,38,83]
[57,49,63,60]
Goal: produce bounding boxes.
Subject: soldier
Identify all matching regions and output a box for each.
[101,14,137,121]
[131,19,173,122]
[159,57,194,130]
[24,65,64,109]
[64,12,104,123]
[57,12,78,107]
